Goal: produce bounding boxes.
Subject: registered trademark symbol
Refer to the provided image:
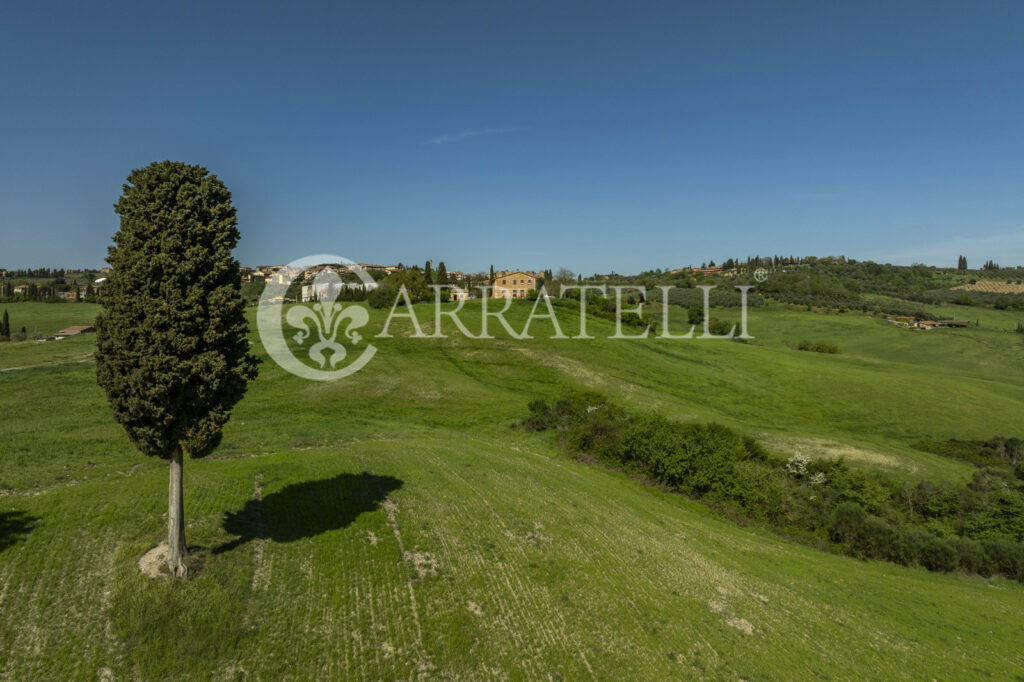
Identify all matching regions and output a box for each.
[753,267,769,283]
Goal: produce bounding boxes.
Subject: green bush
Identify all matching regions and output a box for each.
[956,536,989,575]
[620,418,747,494]
[982,537,1024,581]
[796,340,839,354]
[918,533,958,572]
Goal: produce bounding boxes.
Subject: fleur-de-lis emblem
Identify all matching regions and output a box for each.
[285,267,369,368]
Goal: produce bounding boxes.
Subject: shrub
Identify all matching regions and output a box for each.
[786,454,810,478]
[705,317,735,337]
[982,537,1024,581]
[918,533,958,572]
[619,418,747,494]
[956,536,989,575]
[893,527,930,566]
[830,502,867,546]
[367,285,397,309]
[521,392,613,432]
[796,340,839,354]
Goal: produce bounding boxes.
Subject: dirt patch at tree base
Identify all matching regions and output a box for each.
[138,543,203,578]
[138,543,170,578]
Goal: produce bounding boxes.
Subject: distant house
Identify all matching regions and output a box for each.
[300,281,377,302]
[13,284,28,295]
[58,291,77,300]
[916,320,937,330]
[490,271,537,299]
[100,267,112,274]
[55,325,95,338]
[268,267,302,285]
[887,315,915,327]
[692,266,723,276]
[450,287,472,301]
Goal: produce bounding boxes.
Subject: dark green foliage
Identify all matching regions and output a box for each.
[666,286,763,309]
[912,437,1024,472]
[739,258,1024,312]
[95,161,258,459]
[366,268,429,308]
[981,537,1024,579]
[796,340,839,354]
[620,417,748,494]
[954,291,974,306]
[367,285,397,309]
[549,295,655,334]
[522,394,1024,581]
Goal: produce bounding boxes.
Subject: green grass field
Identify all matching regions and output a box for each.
[2,300,1024,679]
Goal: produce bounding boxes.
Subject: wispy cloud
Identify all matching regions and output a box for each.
[426,125,528,145]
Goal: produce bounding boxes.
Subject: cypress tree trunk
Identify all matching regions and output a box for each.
[167,447,188,577]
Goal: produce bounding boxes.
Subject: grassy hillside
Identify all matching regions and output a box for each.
[2,300,1024,679]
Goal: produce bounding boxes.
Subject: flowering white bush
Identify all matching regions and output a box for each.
[786,454,810,478]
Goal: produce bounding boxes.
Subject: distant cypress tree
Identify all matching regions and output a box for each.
[436,261,448,285]
[489,264,495,282]
[423,260,433,286]
[1,309,8,337]
[96,161,258,577]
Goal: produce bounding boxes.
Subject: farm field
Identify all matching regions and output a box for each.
[953,280,1024,294]
[2,300,1024,679]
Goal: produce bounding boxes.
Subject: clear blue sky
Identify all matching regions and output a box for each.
[2,1,1023,274]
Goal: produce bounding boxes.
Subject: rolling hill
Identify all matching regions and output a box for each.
[2,299,1024,679]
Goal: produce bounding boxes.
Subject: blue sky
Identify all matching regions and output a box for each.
[1,1,1023,274]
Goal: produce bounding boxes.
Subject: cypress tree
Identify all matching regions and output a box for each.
[1,309,8,337]
[436,261,448,285]
[96,161,258,577]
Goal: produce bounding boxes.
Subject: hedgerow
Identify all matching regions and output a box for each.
[521,393,1024,581]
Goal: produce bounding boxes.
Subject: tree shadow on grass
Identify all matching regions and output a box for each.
[0,511,39,552]
[213,472,403,555]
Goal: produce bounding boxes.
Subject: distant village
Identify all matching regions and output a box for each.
[0,256,804,307]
